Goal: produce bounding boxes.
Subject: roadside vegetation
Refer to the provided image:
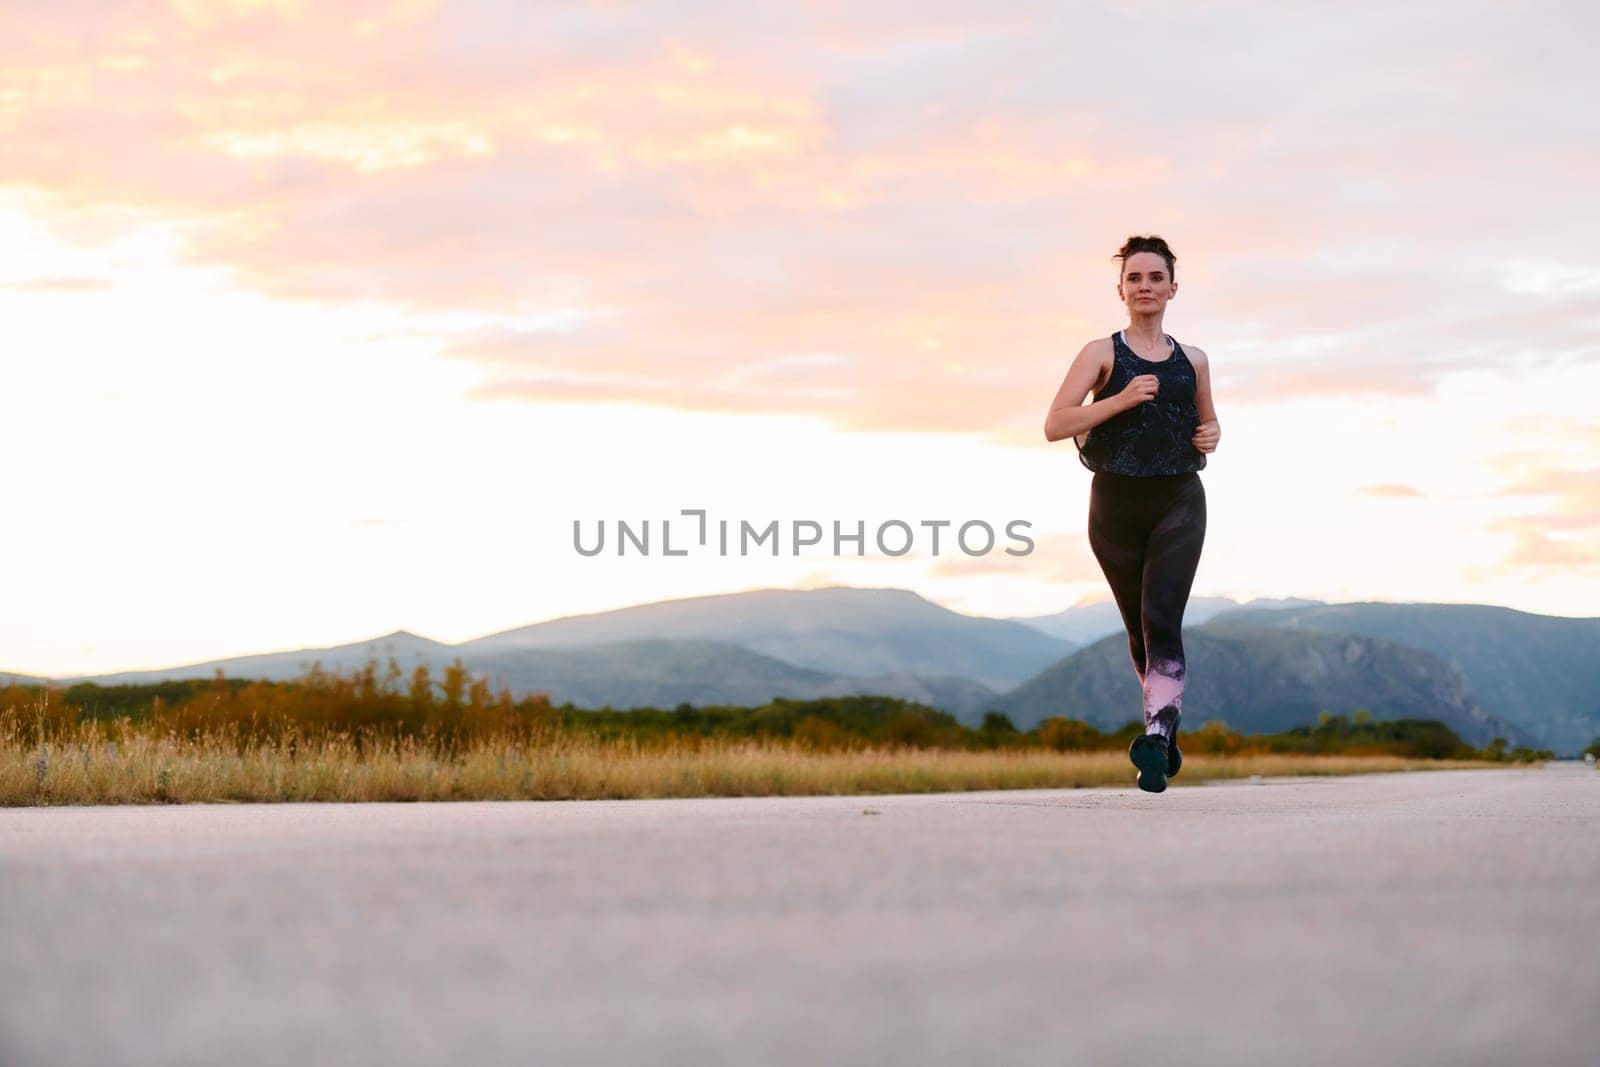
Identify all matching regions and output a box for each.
[1,660,1555,805]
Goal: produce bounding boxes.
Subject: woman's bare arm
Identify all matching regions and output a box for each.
[1043,339,1121,442]
[1186,345,1221,453]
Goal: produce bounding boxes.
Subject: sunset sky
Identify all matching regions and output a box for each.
[4,1,1597,676]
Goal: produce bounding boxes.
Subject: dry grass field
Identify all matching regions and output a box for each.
[3,728,1502,805]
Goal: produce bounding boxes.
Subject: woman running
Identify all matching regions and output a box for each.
[1042,235,1221,793]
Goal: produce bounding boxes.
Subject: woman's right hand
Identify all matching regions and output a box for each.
[1120,374,1159,410]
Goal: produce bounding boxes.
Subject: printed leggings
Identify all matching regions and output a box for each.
[1087,471,1206,741]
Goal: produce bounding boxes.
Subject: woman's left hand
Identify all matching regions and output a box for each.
[1192,421,1220,453]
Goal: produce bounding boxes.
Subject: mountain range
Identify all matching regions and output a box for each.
[9,586,1596,754]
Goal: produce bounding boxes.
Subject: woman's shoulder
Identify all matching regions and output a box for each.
[1177,339,1209,368]
[1077,335,1116,391]
[1070,336,1117,373]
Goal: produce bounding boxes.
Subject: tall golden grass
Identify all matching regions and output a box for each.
[0,666,1512,805]
[3,724,1499,806]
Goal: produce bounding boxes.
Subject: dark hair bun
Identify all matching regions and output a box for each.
[1115,235,1176,279]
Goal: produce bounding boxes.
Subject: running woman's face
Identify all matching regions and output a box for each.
[1118,251,1176,315]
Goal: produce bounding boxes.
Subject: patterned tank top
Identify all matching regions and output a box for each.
[1074,331,1207,476]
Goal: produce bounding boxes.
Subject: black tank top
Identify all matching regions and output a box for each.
[1075,331,1207,476]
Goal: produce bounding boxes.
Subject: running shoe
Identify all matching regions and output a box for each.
[1129,733,1169,793]
[1167,724,1182,778]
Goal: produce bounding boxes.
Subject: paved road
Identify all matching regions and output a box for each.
[3,763,1597,1066]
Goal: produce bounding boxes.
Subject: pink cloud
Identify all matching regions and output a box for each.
[3,1,1597,441]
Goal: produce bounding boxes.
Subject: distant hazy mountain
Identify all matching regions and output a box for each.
[1010,596,1324,645]
[55,630,455,687]
[1,670,49,686]
[1202,602,1600,755]
[44,587,1043,723]
[464,586,1069,691]
[467,640,1001,722]
[51,626,1004,725]
[468,639,851,711]
[992,620,1531,748]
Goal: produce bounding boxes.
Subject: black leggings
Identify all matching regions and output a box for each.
[1087,471,1206,742]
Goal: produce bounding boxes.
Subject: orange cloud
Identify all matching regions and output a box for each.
[929,533,1099,582]
[1493,525,1600,575]
[1476,460,1600,575]
[1488,468,1600,531]
[1355,484,1427,498]
[170,0,308,24]
[7,276,115,291]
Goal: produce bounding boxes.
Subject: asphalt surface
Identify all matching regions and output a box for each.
[3,763,1597,1067]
